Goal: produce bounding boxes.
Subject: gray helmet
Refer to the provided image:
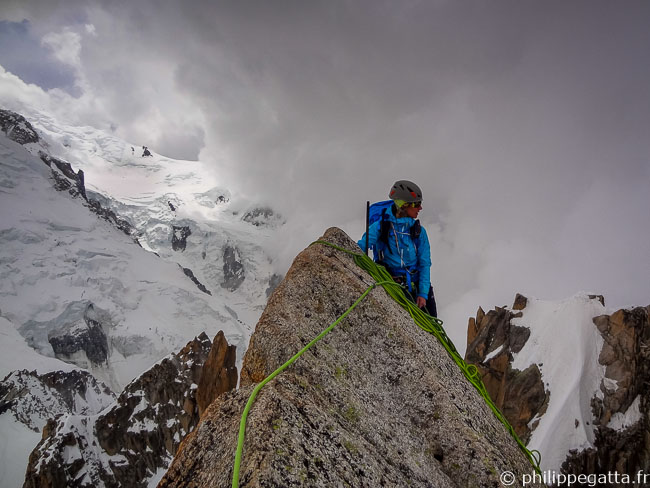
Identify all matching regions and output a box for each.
[389,180,422,203]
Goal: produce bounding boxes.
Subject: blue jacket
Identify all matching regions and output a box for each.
[358,209,432,299]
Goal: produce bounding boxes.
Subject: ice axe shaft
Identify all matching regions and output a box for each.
[365,200,370,255]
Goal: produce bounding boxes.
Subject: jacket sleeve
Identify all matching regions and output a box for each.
[416,227,432,298]
[357,220,381,255]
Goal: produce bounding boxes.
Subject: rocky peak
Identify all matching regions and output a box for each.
[196,331,238,416]
[160,227,541,488]
[465,296,543,443]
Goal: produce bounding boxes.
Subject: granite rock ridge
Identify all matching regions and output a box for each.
[160,227,541,488]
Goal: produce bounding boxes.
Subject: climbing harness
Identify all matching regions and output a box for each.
[232,240,541,487]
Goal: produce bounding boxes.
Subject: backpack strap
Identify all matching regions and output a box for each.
[379,208,391,246]
[410,220,421,243]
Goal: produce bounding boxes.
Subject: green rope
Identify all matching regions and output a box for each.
[312,240,542,473]
[232,278,394,487]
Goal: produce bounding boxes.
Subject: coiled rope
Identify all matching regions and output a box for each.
[232,240,540,487]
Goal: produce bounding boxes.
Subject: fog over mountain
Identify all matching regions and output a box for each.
[2,1,649,348]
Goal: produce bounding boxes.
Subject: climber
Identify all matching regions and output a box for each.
[358,180,437,317]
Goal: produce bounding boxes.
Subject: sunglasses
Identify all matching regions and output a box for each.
[404,201,422,208]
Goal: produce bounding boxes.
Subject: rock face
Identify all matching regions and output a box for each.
[196,331,238,416]
[563,306,650,477]
[160,228,541,488]
[221,245,245,291]
[181,266,213,295]
[23,332,237,488]
[39,152,88,200]
[466,295,650,478]
[241,207,282,227]
[20,301,113,376]
[48,303,110,365]
[465,295,546,443]
[0,109,40,145]
[0,369,115,433]
[172,226,192,251]
[0,368,115,488]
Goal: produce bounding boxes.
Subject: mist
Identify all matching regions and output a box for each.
[2,1,649,349]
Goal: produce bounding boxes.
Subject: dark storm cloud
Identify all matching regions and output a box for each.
[0,20,79,95]
[3,0,650,347]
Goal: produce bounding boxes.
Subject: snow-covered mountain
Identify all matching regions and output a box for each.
[0,106,279,487]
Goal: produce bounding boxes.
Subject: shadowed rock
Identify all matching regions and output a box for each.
[196,331,238,416]
[0,109,40,145]
[221,245,245,291]
[172,226,192,251]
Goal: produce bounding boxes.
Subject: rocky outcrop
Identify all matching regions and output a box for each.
[242,207,283,227]
[181,266,212,295]
[0,369,115,432]
[23,332,236,488]
[563,306,650,478]
[160,228,541,488]
[465,295,547,443]
[40,151,137,237]
[196,331,238,416]
[0,109,40,145]
[39,152,87,200]
[172,226,192,251]
[221,245,245,291]
[47,302,110,366]
[87,198,136,236]
[466,295,650,480]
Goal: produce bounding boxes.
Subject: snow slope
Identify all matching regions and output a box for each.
[1,106,281,486]
[0,133,240,389]
[511,293,609,471]
[1,106,280,389]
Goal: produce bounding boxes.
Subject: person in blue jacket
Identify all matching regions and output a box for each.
[358,180,437,317]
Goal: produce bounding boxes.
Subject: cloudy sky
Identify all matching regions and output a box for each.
[1,1,649,348]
